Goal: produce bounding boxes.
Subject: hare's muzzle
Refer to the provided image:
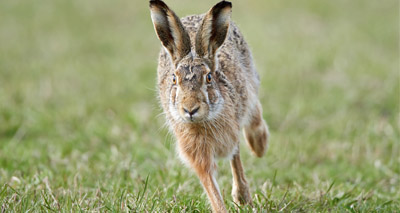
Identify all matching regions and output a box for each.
[182,106,200,121]
[179,100,208,123]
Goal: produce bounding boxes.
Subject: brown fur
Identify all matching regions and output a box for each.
[149,1,270,212]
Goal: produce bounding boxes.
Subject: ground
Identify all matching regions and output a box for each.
[0,0,399,212]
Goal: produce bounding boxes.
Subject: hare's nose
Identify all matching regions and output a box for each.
[183,106,200,116]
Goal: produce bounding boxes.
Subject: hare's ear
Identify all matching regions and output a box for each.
[195,1,232,58]
[150,0,191,63]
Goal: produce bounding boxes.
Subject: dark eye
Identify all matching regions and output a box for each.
[206,73,212,83]
[172,74,176,85]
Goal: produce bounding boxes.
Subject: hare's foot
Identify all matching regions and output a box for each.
[230,149,253,205]
[232,182,252,205]
[244,101,269,157]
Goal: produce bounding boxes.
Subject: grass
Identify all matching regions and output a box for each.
[0,0,399,211]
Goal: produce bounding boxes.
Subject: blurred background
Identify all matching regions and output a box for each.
[0,0,398,211]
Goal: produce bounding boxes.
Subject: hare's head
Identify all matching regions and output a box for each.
[150,0,232,123]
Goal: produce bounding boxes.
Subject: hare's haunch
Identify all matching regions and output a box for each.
[150,1,269,212]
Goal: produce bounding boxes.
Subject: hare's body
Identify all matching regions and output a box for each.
[150,1,269,212]
[158,15,261,160]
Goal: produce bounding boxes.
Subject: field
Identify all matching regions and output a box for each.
[0,0,399,211]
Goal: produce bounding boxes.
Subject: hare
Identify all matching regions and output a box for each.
[149,0,269,212]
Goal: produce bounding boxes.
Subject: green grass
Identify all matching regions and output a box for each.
[0,0,399,211]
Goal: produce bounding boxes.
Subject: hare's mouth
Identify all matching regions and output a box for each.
[181,113,207,123]
[178,108,209,123]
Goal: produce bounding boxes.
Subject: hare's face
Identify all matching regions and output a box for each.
[150,0,231,123]
[169,58,223,123]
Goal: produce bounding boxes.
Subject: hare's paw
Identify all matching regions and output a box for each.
[244,119,269,157]
[244,101,269,158]
[232,181,252,205]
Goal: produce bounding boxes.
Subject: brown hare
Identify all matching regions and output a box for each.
[149,0,269,212]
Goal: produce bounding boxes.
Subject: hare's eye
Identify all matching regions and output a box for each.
[172,74,176,85]
[206,73,212,83]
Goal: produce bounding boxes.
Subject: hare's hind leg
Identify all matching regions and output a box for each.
[243,101,269,157]
[230,147,253,205]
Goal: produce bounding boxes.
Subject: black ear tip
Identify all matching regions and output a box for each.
[216,1,232,9]
[149,0,168,9]
[224,1,232,8]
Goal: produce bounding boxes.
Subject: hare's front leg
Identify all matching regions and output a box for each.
[193,162,227,213]
[230,147,253,205]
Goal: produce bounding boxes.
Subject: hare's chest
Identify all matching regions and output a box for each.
[211,128,240,159]
[174,121,240,166]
